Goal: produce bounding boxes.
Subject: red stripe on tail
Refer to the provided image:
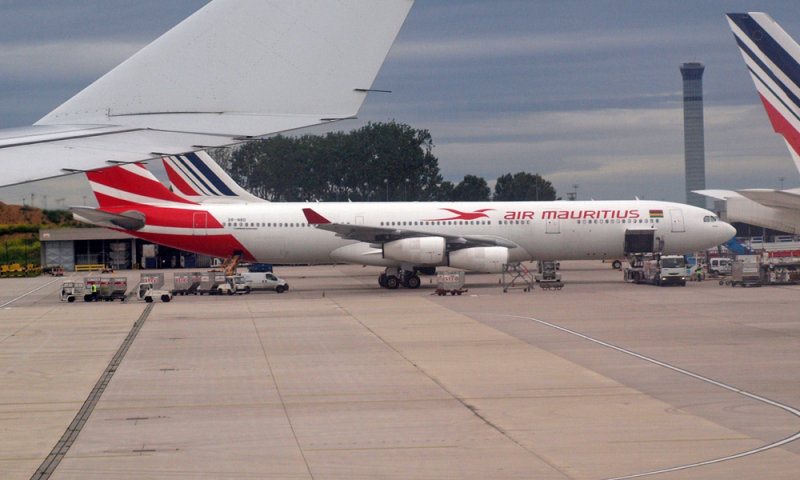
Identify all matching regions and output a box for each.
[163,159,201,196]
[760,93,800,158]
[87,166,197,207]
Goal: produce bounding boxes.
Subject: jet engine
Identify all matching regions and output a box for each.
[383,237,446,265]
[448,246,508,273]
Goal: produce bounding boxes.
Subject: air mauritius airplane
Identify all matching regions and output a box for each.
[72,154,735,289]
[698,13,800,234]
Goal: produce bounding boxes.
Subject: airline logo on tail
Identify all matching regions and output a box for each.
[728,12,800,169]
[163,151,267,204]
[80,164,256,261]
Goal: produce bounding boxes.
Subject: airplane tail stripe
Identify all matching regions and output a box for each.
[728,14,800,89]
[172,155,221,196]
[87,166,197,207]
[164,159,201,197]
[759,93,800,159]
[734,35,800,123]
[183,152,236,196]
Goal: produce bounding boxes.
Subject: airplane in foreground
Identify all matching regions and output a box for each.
[73,156,735,289]
[698,12,800,234]
[0,0,415,188]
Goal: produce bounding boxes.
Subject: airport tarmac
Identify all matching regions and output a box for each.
[1,262,799,479]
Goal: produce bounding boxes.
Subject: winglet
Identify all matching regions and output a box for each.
[302,208,331,225]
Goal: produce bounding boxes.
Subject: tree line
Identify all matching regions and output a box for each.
[215,122,556,202]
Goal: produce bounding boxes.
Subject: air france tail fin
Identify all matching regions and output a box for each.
[163,151,267,203]
[727,12,800,172]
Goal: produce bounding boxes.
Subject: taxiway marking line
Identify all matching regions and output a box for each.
[475,313,800,479]
[0,277,62,308]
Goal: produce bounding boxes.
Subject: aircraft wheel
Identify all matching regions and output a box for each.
[385,276,399,289]
[378,273,387,288]
[405,275,421,289]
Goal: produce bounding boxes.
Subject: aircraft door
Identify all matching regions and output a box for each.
[193,212,207,236]
[670,209,685,233]
[546,218,560,234]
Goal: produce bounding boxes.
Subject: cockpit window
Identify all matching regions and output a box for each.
[703,215,717,222]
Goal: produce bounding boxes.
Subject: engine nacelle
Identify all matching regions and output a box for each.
[383,237,446,265]
[448,246,508,273]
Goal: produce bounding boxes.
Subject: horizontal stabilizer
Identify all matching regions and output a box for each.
[71,207,146,230]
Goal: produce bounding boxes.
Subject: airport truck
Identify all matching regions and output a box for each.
[137,283,173,302]
[642,255,687,286]
[60,281,84,302]
[137,272,172,302]
[721,251,800,287]
[216,275,251,295]
[238,272,289,293]
[534,260,563,290]
[624,254,687,286]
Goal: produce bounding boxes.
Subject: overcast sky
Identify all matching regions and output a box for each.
[2,1,800,207]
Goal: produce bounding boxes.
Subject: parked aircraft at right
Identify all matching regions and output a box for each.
[699,13,800,233]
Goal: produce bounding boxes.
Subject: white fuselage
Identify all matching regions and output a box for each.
[152,200,734,266]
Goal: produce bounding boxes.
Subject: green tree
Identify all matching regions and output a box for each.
[451,175,491,201]
[223,121,445,201]
[493,172,556,201]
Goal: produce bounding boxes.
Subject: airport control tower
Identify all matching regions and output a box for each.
[680,62,706,208]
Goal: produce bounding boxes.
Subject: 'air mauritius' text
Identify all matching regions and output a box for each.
[504,209,641,220]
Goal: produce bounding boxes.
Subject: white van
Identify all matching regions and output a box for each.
[708,258,732,276]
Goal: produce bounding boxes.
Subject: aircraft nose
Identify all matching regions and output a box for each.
[718,220,737,244]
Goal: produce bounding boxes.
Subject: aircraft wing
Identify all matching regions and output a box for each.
[735,188,800,209]
[694,189,745,200]
[302,208,519,250]
[0,0,415,187]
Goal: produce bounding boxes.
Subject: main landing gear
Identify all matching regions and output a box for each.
[378,267,422,290]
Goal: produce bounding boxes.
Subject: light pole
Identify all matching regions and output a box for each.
[384,178,388,201]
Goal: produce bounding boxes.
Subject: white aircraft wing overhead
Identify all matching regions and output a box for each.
[0,0,415,187]
[735,188,800,209]
[694,189,745,200]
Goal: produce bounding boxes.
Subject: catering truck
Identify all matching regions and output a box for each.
[642,255,687,286]
[625,254,687,286]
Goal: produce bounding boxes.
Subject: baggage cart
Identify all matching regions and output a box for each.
[434,271,467,296]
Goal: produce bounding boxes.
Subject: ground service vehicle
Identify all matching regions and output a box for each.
[137,283,173,303]
[434,271,467,296]
[708,257,732,276]
[173,271,203,295]
[535,260,564,290]
[137,273,171,302]
[239,272,289,293]
[643,255,687,286]
[216,275,251,295]
[60,281,84,302]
